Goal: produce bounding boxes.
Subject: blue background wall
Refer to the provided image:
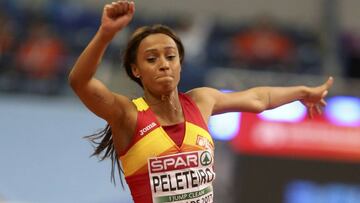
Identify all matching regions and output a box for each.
[0,94,132,203]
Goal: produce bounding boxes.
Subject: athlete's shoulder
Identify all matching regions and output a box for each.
[108,93,138,124]
[186,87,220,102]
[112,93,137,111]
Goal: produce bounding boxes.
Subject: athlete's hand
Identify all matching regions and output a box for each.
[99,1,135,42]
[301,76,334,118]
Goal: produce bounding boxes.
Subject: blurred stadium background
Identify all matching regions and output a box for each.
[1,0,359,202]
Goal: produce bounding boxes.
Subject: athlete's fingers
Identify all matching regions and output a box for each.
[321,90,328,98]
[315,104,322,115]
[105,1,132,19]
[123,1,130,13]
[307,105,314,119]
[324,76,334,89]
[320,99,327,107]
[111,2,121,15]
[113,1,130,15]
[128,1,135,14]
[105,3,118,17]
[129,1,135,14]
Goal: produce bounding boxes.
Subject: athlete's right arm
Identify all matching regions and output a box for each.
[68,1,135,121]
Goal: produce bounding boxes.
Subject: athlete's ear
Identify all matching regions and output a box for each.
[131,63,140,78]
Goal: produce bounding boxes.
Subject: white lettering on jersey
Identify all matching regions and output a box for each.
[140,122,157,136]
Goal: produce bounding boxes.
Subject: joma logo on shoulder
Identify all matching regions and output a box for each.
[140,122,157,136]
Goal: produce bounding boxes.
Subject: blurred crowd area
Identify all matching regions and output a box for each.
[0,0,359,95]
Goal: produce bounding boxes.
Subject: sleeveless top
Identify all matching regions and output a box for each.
[119,93,216,203]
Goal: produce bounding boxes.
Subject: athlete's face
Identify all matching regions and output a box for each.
[132,33,181,95]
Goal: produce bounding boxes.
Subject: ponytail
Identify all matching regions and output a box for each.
[84,124,124,188]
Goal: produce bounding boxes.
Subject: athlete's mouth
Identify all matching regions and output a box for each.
[155,75,173,79]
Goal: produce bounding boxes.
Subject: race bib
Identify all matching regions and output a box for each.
[148,150,216,203]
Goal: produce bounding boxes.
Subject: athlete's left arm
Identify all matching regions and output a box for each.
[188,77,333,119]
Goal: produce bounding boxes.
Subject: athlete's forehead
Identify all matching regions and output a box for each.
[138,33,178,54]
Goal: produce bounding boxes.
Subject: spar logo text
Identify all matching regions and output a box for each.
[150,152,198,173]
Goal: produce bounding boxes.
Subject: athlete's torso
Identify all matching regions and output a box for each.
[119,93,216,203]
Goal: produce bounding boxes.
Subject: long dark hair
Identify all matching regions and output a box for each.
[84,124,124,186]
[85,24,184,186]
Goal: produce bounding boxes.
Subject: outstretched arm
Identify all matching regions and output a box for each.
[188,77,334,120]
[68,1,135,121]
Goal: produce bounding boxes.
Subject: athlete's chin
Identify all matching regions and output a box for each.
[159,84,176,93]
[156,81,178,94]
[155,76,174,83]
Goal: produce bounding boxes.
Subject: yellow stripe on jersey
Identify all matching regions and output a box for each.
[120,127,175,177]
[183,122,214,147]
[132,97,149,111]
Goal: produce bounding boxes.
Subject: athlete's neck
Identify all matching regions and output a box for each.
[143,89,184,125]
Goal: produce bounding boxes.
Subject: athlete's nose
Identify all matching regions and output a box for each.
[159,56,170,71]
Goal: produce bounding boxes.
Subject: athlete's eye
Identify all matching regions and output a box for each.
[146,57,156,63]
[166,55,176,61]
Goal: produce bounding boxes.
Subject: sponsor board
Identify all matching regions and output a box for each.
[231,113,360,162]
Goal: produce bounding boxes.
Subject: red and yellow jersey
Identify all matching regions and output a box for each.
[119,93,215,203]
